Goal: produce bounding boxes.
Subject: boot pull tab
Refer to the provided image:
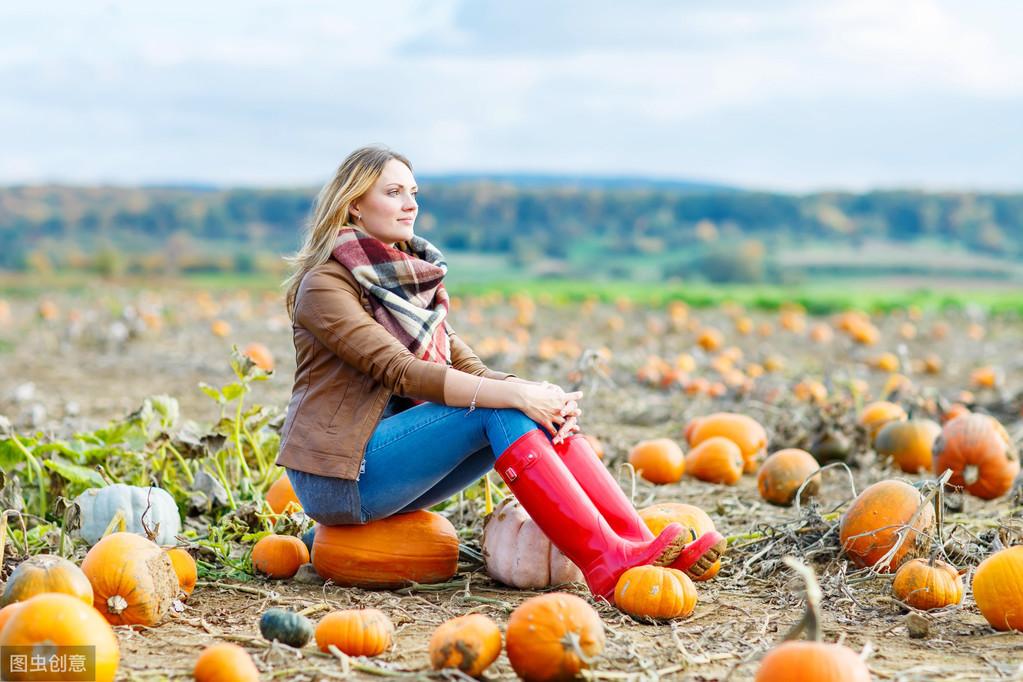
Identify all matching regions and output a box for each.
[503,450,541,483]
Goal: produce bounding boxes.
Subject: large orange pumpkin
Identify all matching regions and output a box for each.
[932,414,1019,500]
[755,640,870,682]
[506,593,605,681]
[0,593,120,682]
[252,534,309,579]
[0,554,93,607]
[315,609,394,657]
[81,532,178,626]
[973,546,1023,631]
[839,480,933,572]
[685,413,767,473]
[312,511,458,589]
[875,419,942,474]
[685,437,744,485]
[858,401,907,442]
[639,503,721,580]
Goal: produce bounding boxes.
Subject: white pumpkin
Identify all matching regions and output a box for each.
[75,484,181,546]
[481,497,583,589]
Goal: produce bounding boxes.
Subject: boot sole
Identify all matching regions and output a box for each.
[683,537,728,579]
[652,532,689,567]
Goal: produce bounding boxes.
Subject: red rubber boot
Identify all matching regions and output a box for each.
[494,429,688,600]
[555,434,727,579]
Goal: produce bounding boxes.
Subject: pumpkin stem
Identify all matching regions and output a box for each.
[101,509,127,538]
[107,594,129,614]
[781,557,823,643]
[561,630,597,666]
[962,465,980,486]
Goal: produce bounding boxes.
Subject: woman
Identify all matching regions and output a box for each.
[275,145,725,601]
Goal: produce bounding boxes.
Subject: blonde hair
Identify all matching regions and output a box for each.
[283,145,413,318]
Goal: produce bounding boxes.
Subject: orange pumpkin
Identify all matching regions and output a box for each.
[858,401,907,442]
[266,474,302,514]
[757,449,821,507]
[685,412,767,474]
[429,614,502,677]
[875,419,942,474]
[973,546,1023,631]
[614,565,697,620]
[165,547,197,599]
[506,593,605,681]
[0,554,93,607]
[627,438,685,484]
[0,602,24,633]
[932,414,1020,500]
[315,609,394,657]
[194,642,259,682]
[0,593,120,682]
[312,510,458,589]
[638,503,721,580]
[839,480,933,572]
[242,342,274,371]
[756,641,870,682]
[891,558,963,611]
[940,403,970,424]
[252,534,309,579]
[81,532,178,626]
[685,436,744,485]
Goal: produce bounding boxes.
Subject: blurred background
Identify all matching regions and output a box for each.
[2,1,1022,426]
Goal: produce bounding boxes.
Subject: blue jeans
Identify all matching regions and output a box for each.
[288,403,540,525]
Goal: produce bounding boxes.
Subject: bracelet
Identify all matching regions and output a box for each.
[467,377,485,413]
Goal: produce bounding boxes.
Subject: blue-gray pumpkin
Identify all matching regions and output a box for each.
[75,484,181,546]
[259,608,314,648]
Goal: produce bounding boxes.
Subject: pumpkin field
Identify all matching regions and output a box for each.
[1,283,1022,681]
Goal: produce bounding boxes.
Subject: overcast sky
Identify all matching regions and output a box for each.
[2,1,1021,191]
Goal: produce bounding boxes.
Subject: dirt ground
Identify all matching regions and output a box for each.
[2,289,1023,680]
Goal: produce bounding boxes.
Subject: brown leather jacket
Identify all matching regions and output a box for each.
[275,259,512,479]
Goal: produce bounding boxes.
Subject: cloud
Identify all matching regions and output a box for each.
[0,0,1020,189]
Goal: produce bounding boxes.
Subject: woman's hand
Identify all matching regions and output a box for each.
[552,398,582,445]
[515,383,583,440]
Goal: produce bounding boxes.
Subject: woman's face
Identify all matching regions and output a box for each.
[350,159,418,246]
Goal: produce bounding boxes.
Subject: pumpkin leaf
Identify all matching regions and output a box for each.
[199,382,224,404]
[43,456,107,490]
[221,382,245,402]
[0,439,26,471]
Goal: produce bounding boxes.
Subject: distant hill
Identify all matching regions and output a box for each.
[1,178,1021,283]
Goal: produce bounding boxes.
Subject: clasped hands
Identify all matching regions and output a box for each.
[526,380,583,445]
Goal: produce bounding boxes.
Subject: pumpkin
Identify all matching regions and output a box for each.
[685,436,744,485]
[875,419,942,474]
[940,403,970,424]
[756,641,870,682]
[0,554,93,607]
[429,613,502,677]
[242,342,274,371]
[259,608,314,648]
[312,510,458,589]
[252,534,309,579]
[891,558,963,611]
[75,483,181,546]
[614,565,697,620]
[973,546,1023,630]
[81,532,178,626]
[685,412,767,473]
[757,449,821,507]
[639,503,721,580]
[506,593,605,682]
[482,497,583,589]
[0,593,120,682]
[932,414,1020,500]
[0,603,24,633]
[839,480,933,572]
[193,642,259,682]
[165,547,197,599]
[627,438,685,484]
[315,609,394,657]
[858,401,907,443]
[266,474,302,514]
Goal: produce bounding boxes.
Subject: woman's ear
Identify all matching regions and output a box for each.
[349,202,361,221]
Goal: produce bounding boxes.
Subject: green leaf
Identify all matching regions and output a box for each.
[221,382,245,402]
[43,457,106,490]
[199,382,224,404]
[0,439,26,470]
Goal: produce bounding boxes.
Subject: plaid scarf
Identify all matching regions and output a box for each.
[331,227,451,365]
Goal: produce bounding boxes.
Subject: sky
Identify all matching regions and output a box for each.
[2,1,1021,192]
